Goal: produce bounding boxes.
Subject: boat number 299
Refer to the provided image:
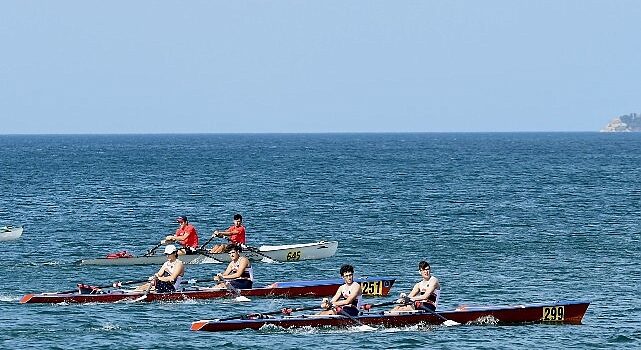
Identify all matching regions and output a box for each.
[542,306,564,321]
[286,250,301,261]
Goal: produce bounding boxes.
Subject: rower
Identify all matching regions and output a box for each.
[212,244,253,289]
[135,245,185,293]
[164,215,199,255]
[391,260,440,312]
[209,213,246,254]
[319,264,363,316]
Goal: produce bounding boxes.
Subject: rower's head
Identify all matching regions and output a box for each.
[418,261,431,276]
[340,264,355,281]
[226,244,242,260]
[177,215,188,225]
[164,244,178,258]
[233,213,243,225]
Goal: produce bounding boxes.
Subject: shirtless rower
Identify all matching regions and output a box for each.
[135,245,185,293]
[391,260,440,312]
[212,244,254,289]
[319,264,363,316]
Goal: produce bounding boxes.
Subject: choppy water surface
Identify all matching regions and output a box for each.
[1,133,640,349]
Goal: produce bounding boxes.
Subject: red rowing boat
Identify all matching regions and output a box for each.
[20,276,395,304]
[190,300,590,332]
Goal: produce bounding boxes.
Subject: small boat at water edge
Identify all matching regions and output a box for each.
[0,226,23,241]
[78,241,338,266]
[190,300,590,332]
[20,276,395,304]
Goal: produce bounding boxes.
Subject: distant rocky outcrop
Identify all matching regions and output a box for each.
[601,113,641,132]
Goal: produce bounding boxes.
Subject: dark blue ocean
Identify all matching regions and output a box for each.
[1,133,640,349]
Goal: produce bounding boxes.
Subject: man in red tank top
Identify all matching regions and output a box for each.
[164,215,199,255]
[209,213,246,253]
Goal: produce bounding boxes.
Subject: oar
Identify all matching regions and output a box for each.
[143,241,165,257]
[337,308,376,331]
[216,304,321,322]
[199,232,219,250]
[130,281,154,302]
[128,276,219,303]
[192,249,224,263]
[182,277,218,285]
[242,244,279,264]
[360,299,407,311]
[56,278,149,294]
[224,280,251,302]
[218,236,279,264]
[417,305,460,326]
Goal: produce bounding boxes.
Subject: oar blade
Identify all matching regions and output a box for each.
[234,296,251,302]
[353,324,376,331]
[443,319,460,327]
[260,257,279,264]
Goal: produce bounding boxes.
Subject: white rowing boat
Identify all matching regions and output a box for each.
[79,241,338,266]
[0,226,24,242]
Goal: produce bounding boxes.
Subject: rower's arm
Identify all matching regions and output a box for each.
[158,261,184,283]
[412,278,439,301]
[216,262,234,280]
[407,283,421,299]
[328,288,342,305]
[334,283,362,307]
[214,229,232,238]
[154,265,168,279]
[166,233,188,242]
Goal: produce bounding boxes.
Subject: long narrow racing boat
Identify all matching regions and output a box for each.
[78,241,338,266]
[190,300,590,332]
[0,226,24,242]
[20,276,394,304]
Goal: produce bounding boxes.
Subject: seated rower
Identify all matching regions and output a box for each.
[210,213,246,254]
[319,264,363,317]
[135,245,185,293]
[212,244,253,289]
[392,260,440,312]
[164,215,199,255]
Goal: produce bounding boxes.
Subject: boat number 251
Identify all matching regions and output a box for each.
[542,306,564,321]
[360,281,383,296]
[286,250,301,261]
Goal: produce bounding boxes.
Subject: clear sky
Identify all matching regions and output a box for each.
[1,1,640,134]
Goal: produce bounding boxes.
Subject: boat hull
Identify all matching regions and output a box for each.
[0,226,23,242]
[78,241,338,266]
[79,254,222,266]
[190,300,590,332]
[20,276,395,304]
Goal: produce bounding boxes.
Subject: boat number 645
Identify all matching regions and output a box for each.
[286,250,301,261]
[542,306,564,321]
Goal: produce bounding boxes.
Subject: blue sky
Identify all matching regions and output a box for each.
[1,1,640,133]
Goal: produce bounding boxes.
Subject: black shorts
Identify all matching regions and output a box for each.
[339,306,360,317]
[228,279,253,289]
[183,247,198,255]
[155,280,176,293]
[416,301,436,311]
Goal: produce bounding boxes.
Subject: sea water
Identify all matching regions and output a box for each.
[0,133,639,349]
